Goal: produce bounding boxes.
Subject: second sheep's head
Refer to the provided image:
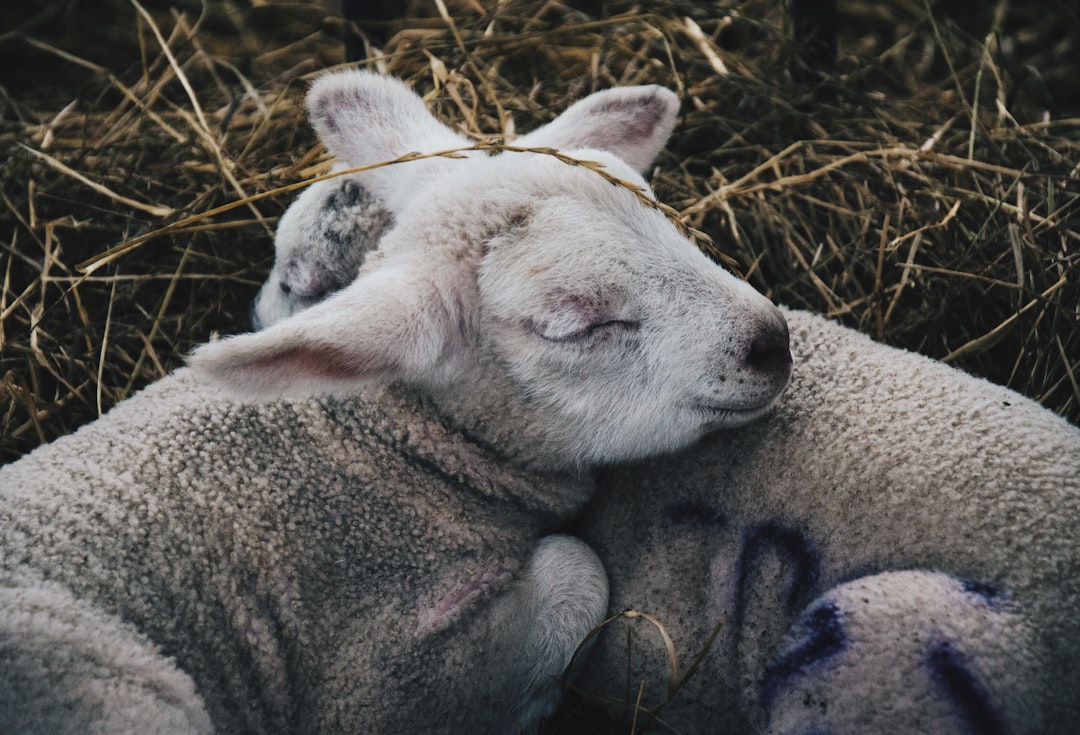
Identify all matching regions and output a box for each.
[191,71,792,469]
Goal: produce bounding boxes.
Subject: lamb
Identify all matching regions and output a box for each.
[258,79,1080,733]
[0,70,793,734]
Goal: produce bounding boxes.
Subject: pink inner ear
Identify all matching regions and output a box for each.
[309,83,376,138]
[244,344,380,382]
[592,96,667,144]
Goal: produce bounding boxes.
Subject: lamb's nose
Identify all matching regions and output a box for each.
[746,319,792,376]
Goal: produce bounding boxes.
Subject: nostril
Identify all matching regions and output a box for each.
[279,281,292,296]
[746,321,792,375]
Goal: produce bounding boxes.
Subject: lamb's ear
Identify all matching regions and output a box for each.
[189,262,469,398]
[306,70,470,210]
[514,85,680,173]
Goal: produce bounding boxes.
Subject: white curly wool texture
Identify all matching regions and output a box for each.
[0,370,586,733]
[578,307,1080,734]
[0,566,214,735]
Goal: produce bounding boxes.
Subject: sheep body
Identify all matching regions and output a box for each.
[0,563,214,734]
[1,71,791,733]
[576,306,1080,734]
[1,370,594,732]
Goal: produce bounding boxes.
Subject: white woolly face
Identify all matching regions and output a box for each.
[470,154,791,463]
[191,70,791,468]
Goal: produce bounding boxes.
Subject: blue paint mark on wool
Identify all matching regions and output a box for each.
[960,578,1003,606]
[733,521,820,630]
[927,640,1008,735]
[760,601,846,712]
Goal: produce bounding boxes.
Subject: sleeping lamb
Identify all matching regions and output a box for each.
[255,78,1080,733]
[0,71,793,734]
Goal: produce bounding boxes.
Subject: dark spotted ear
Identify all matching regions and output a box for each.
[514,85,680,173]
[189,257,471,398]
[306,70,470,212]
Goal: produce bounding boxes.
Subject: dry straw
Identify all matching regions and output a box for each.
[1,3,1077,458]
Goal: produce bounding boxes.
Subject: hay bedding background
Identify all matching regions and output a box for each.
[0,0,1077,731]
[0,1,1078,464]
[0,0,1076,492]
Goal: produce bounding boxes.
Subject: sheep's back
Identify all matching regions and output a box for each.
[579,308,1080,733]
[0,368,555,731]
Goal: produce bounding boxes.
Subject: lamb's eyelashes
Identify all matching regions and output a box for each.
[527,317,641,346]
[518,288,642,345]
[576,306,1080,734]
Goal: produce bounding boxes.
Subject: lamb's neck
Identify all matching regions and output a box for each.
[367,383,594,520]
[416,360,584,461]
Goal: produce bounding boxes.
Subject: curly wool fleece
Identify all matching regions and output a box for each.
[577,307,1080,735]
[0,370,592,733]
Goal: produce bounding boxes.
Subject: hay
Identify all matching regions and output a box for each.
[1,0,1077,469]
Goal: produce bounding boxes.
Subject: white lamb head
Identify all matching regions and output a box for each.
[251,74,696,332]
[191,70,792,468]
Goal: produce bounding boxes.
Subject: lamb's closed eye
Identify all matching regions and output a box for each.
[524,291,641,345]
[528,317,640,345]
[578,306,1080,735]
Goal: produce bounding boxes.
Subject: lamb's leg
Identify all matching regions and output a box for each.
[485,534,609,734]
[0,572,213,735]
[758,570,1041,735]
